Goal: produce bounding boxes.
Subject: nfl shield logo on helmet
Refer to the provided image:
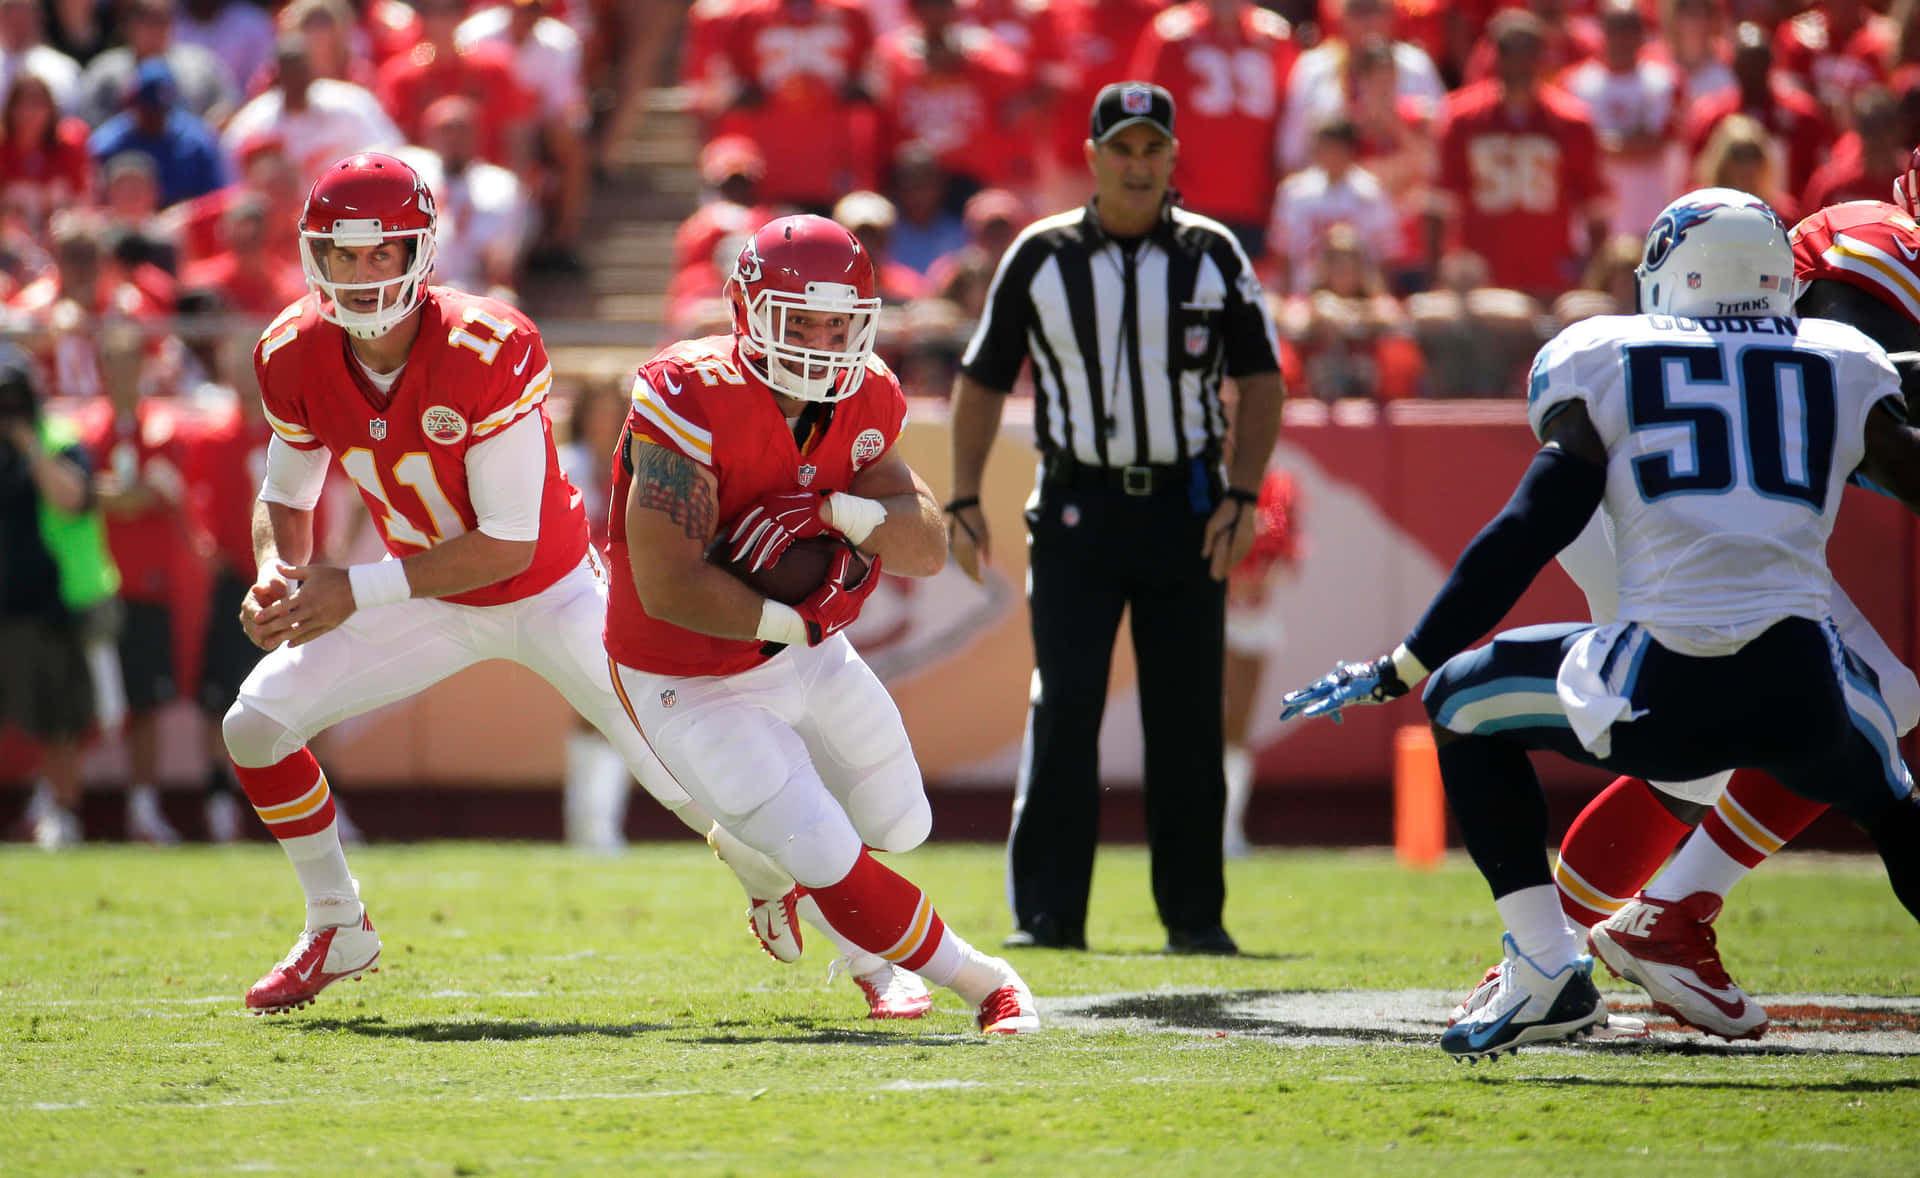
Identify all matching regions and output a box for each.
[369,417,387,441]
[797,463,817,487]
[659,689,676,708]
[1687,272,1702,288]
[1184,325,1209,357]
[1122,85,1153,114]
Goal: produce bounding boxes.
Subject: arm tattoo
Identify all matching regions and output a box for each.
[631,442,716,542]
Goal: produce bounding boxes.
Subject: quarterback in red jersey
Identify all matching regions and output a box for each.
[605,214,1039,1033]
[222,152,800,1017]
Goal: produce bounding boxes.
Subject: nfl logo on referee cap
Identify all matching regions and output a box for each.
[1122,85,1153,114]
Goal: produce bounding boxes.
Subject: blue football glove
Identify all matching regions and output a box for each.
[1279,655,1411,724]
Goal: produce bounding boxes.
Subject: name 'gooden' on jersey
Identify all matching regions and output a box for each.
[1528,187,1904,657]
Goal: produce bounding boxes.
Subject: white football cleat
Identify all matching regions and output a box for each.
[749,886,804,963]
[1588,891,1768,1041]
[1448,960,1505,1026]
[246,910,382,1014]
[1439,934,1606,1061]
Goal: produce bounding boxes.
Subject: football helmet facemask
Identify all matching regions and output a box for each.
[299,152,437,340]
[1895,144,1920,220]
[1635,187,1796,319]
[726,215,881,403]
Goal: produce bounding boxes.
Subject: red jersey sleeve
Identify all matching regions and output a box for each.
[1791,202,1920,328]
[461,304,556,442]
[627,344,722,467]
[254,298,327,452]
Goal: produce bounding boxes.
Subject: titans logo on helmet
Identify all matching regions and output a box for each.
[1643,202,1727,273]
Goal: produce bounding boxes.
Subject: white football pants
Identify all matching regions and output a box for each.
[609,633,932,888]
[229,554,692,811]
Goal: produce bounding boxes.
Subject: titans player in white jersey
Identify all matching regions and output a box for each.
[1280,189,1920,1061]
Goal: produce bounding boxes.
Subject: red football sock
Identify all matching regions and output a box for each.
[1700,769,1827,868]
[1554,776,1690,926]
[806,849,948,972]
[232,748,335,841]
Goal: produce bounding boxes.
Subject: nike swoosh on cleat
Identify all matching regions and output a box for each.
[1464,1006,1521,1051]
[1673,976,1752,1021]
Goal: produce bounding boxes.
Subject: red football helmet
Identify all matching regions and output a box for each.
[1896,144,1920,220]
[725,214,881,403]
[299,152,438,339]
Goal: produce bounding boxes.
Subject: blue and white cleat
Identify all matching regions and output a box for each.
[1440,934,1607,1062]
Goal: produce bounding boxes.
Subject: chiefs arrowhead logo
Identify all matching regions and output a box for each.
[421,405,467,444]
[850,428,885,471]
[735,239,763,284]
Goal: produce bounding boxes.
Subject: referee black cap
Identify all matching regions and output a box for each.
[1090,82,1175,144]
[0,343,39,420]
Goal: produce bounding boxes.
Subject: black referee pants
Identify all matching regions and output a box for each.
[1009,472,1228,939]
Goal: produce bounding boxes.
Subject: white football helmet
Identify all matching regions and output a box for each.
[1635,187,1797,319]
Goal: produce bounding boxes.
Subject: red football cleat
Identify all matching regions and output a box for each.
[975,978,1040,1035]
[245,910,382,1015]
[749,886,804,963]
[1588,892,1769,1041]
[849,963,932,1019]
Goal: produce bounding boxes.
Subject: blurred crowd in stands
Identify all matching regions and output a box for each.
[670,0,1920,401]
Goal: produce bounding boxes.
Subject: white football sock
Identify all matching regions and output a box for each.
[1496,884,1580,972]
[1643,831,1749,903]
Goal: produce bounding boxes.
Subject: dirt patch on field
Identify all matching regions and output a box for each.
[1051,989,1920,1056]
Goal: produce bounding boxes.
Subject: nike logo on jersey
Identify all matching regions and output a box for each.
[1895,238,1919,262]
[513,347,532,375]
[662,373,683,397]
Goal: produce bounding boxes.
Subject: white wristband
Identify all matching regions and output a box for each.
[1390,643,1429,688]
[348,560,412,610]
[755,599,810,646]
[824,492,887,546]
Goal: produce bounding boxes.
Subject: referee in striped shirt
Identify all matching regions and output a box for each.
[945,82,1285,956]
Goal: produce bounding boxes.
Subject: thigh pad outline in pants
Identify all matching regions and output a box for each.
[619,661,864,885]
[1831,581,1920,736]
[512,562,692,809]
[792,636,930,853]
[234,595,484,749]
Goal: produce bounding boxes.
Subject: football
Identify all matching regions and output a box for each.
[711,535,871,605]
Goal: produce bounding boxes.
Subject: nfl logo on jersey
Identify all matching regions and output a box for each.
[1185,325,1209,356]
[797,463,817,487]
[370,417,387,440]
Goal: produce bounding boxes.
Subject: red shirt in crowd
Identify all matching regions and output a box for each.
[1682,78,1833,200]
[1130,1,1298,230]
[1772,6,1891,118]
[1047,0,1164,170]
[718,0,879,208]
[376,41,537,168]
[873,20,1027,191]
[74,401,198,605]
[0,117,90,232]
[1436,77,1607,298]
[182,409,276,578]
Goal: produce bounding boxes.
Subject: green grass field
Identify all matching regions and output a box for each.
[4,842,1917,1177]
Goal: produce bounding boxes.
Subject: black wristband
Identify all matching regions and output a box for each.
[944,496,980,514]
[1224,486,1259,506]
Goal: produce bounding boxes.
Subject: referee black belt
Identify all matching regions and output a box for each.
[1041,455,1197,497]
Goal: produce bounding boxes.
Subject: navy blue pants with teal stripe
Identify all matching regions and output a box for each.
[1421,618,1918,901]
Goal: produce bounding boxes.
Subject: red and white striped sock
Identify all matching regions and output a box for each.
[805,850,1011,1005]
[1554,776,1691,927]
[1646,770,1824,902]
[232,748,357,926]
